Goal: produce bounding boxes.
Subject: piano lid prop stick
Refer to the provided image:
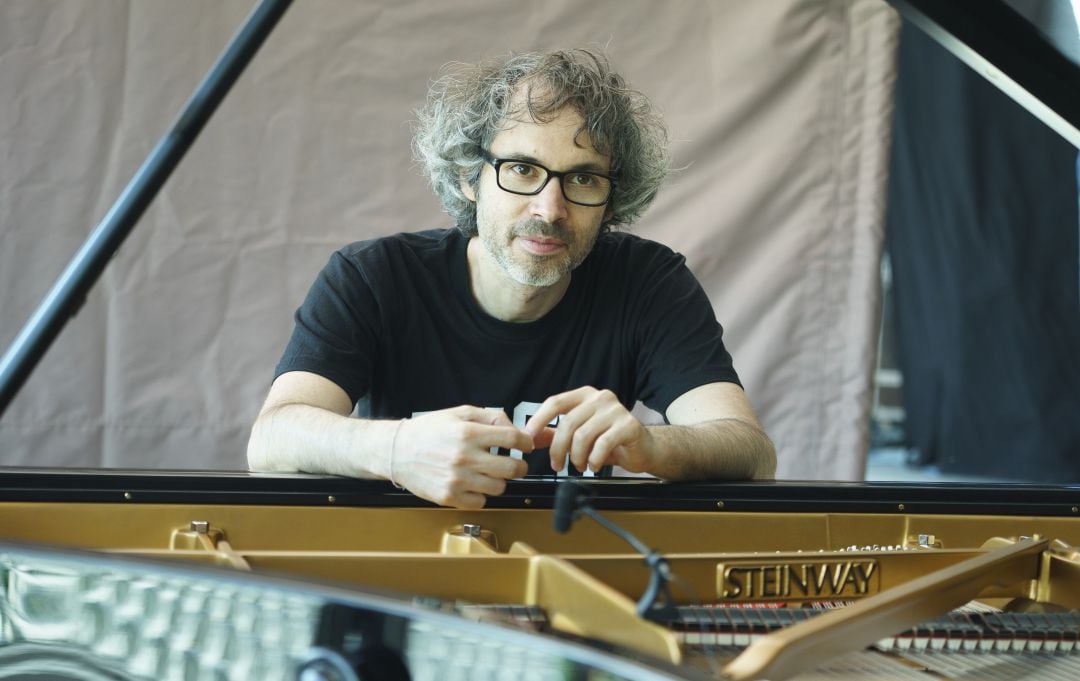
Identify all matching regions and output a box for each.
[0,0,294,417]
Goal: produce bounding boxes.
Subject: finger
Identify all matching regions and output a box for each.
[449,490,488,511]
[472,450,529,479]
[523,388,592,437]
[567,410,610,472]
[550,450,566,473]
[468,470,513,497]
[548,428,568,473]
[550,400,608,471]
[416,477,488,510]
[468,423,534,453]
[563,396,628,472]
[585,417,638,471]
[532,426,556,449]
[475,408,516,428]
[450,405,510,425]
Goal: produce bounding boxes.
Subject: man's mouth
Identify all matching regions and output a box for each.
[517,236,566,255]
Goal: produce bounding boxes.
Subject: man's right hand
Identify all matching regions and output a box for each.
[248,372,533,509]
[391,405,533,509]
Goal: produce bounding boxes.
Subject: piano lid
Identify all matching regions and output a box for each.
[886,0,1080,147]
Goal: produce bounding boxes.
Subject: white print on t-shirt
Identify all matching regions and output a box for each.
[412,401,594,477]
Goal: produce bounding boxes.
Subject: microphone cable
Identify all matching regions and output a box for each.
[552,479,723,675]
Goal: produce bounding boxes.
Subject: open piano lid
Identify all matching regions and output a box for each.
[887,0,1080,147]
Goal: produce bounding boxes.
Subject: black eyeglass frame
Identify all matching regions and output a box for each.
[481,151,616,207]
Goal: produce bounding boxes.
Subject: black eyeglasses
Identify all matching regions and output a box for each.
[482,151,615,207]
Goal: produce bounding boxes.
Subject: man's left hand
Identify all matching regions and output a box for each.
[524,386,657,474]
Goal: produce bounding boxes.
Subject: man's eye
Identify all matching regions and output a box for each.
[568,173,598,186]
[509,163,538,177]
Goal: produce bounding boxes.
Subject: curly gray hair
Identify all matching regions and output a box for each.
[413,50,670,235]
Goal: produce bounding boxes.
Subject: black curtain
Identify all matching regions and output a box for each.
[885,18,1080,482]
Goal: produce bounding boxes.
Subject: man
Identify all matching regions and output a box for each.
[248,50,775,509]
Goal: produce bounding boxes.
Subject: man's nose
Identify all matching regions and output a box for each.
[529,177,569,223]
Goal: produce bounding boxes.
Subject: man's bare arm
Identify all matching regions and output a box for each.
[248,371,394,478]
[644,418,775,481]
[646,382,776,480]
[247,371,532,508]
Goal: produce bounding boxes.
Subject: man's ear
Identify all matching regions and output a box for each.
[460,173,477,203]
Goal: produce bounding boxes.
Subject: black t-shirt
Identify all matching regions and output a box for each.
[276,228,740,475]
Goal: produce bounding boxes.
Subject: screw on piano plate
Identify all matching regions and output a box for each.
[523,498,533,506]
[123,492,132,501]
[191,521,209,534]
[1072,507,1078,514]
[327,495,336,504]
[897,503,906,511]
[716,501,725,510]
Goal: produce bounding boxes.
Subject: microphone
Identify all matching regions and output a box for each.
[552,480,679,623]
[553,478,584,534]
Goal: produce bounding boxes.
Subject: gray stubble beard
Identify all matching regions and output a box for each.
[482,218,596,288]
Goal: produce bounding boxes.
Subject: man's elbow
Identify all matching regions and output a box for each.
[246,408,289,472]
[246,418,272,472]
[727,419,776,481]
[752,437,778,480]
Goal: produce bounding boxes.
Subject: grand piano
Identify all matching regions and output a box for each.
[2,471,1080,679]
[1,0,1079,679]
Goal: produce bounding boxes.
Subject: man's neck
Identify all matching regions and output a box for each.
[465,238,571,323]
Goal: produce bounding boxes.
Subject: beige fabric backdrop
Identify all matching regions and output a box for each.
[0,0,898,479]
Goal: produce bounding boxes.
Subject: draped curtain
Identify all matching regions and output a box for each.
[0,0,899,480]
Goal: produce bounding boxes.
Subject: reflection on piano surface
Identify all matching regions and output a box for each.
[2,470,1079,679]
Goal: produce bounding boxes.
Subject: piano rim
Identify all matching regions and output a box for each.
[0,467,1078,516]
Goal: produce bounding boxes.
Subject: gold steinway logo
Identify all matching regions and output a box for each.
[716,560,879,601]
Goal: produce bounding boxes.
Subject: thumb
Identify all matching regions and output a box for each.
[531,426,556,449]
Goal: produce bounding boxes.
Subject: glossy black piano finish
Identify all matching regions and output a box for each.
[1,467,1079,516]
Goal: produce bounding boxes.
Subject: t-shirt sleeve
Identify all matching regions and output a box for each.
[274,250,380,407]
[631,246,741,416]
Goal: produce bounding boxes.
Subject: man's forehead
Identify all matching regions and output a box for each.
[493,102,607,166]
[492,122,608,171]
